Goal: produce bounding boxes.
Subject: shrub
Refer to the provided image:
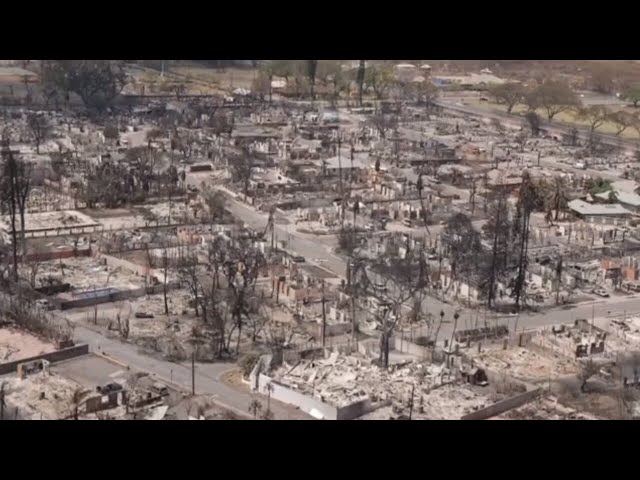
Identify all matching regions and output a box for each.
[239,353,260,378]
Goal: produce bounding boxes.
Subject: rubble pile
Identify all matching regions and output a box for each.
[3,373,81,420]
[609,316,640,346]
[497,397,598,420]
[272,352,489,418]
[24,257,142,291]
[531,324,628,361]
[473,345,579,382]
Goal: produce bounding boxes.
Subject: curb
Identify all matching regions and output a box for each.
[93,351,131,370]
[93,351,252,420]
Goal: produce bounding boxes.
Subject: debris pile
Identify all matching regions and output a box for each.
[271,352,493,418]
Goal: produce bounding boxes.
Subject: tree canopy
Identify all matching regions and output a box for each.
[42,60,127,111]
[488,82,526,113]
[622,85,640,108]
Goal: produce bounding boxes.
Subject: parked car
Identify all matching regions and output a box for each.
[151,382,169,397]
[593,288,610,298]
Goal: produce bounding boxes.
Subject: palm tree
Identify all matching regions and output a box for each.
[545,177,568,221]
[608,190,619,204]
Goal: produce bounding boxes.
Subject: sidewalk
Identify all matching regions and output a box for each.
[73,325,311,420]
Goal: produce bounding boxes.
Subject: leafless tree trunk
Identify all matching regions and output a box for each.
[162,247,170,315]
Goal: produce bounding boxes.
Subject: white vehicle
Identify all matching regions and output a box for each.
[574,161,587,170]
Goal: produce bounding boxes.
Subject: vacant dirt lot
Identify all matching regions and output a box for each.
[0,326,55,363]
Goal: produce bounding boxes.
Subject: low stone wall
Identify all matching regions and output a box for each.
[336,398,384,420]
[24,247,91,263]
[0,344,90,375]
[392,335,430,358]
[257,373,338,420]
[460,388,543,420]
[254,370,382,420]
[304,322,352,339]
[100,253,149,277]
[58,282,180,310]
[282,346,326,365]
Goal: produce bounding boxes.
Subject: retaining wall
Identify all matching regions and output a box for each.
[460,388,543,420]
[58,282,180,310]
[336,398,379,420]
[256,372,382,420]
[0,344,90,375]
[24,247,91,263]
[257,373,337,419]
[304,322,352,339]
[392,335,430,357]
[101,253,150,277]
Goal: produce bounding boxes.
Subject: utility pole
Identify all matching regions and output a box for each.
[321,281,327,348]
[266,382,273,411]
[408,384,415,420]
[191,350,196,396]
[337,133,345,230]
[0,382,5,420]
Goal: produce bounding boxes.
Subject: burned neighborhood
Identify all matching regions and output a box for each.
[2,59,640,421]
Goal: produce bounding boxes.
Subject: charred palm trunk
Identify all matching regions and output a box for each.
[488,218,501,309]
[514,210,531,311]
[357,60,366,106]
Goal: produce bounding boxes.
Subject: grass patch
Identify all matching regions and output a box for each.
[172,67,257,91]
[467,99,640,140]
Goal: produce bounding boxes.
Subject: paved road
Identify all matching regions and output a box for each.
[71,324,311,420]
[215,186,640,342]
[434,99,640,153]
[216,187,348,277]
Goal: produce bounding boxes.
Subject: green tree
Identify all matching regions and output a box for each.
[588,177,612,195]
[588,64,616,94]
[608,110,635,136]
[317,61,349,100]
[365,64,395,100]
[488,82,526,113]
[42,60,127,111]
[622,85,640,108]
[530,80,580,120]
[575,106,609,138]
